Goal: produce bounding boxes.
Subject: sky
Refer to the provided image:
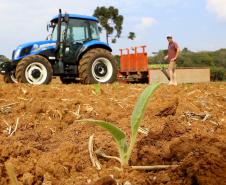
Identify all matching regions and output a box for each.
[0,0,226,58]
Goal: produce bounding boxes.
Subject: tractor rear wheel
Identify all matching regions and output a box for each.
[78,48,117,84]
[60,76,77,84]
[16,55,53,85]
[3,72,17,83]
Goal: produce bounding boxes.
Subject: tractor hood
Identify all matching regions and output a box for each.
[12,40,56,61]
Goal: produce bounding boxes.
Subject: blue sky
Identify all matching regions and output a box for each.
[0,0,226,58]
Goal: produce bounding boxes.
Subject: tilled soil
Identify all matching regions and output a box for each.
[0,81,225,185]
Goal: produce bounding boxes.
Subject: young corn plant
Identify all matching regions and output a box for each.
[79,83,160,167]
[93,83,101,95]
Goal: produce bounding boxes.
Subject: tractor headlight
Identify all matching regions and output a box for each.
[13,49,21,60]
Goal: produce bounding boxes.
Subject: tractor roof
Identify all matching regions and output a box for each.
[51,14,98,23]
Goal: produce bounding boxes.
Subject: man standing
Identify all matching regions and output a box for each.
[164,36,180,86]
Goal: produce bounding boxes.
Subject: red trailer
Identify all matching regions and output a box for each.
[118,46,149,83]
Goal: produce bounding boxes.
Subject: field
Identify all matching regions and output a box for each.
[0,80,225,185]
[149,64,168,69]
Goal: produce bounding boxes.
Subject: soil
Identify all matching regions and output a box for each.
[0,79,225,185]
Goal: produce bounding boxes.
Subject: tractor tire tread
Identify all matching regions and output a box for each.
[16,55,53,84]
[78,48,117,84]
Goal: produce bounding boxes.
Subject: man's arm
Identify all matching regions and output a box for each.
[174,47,180,60]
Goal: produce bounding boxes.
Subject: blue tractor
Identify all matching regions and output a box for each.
[0,9,118,84]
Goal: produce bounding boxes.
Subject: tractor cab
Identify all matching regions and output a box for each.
[49,14,100,42]
[48,13,101,64]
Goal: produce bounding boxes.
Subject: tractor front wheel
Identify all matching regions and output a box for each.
[78,48,118,84]
[16,55,53,85]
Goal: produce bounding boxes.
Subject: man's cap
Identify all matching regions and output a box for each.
[167,36,173,39]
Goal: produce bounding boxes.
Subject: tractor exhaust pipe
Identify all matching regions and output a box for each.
[56,9,62,51]
[56,9,64,74]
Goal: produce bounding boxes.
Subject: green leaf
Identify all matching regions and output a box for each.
[93,83,101,95]
[78,119,128,162]
[125,83,160,163]
[131,83,160,138]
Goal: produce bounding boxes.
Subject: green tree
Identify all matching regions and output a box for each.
[0,55,10,63]
[211,67,225,81]
[93,6,124,44]
[128,32,136,40]
[149,50,167,64]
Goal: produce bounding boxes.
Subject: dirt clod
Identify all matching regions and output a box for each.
[92,176,117,185]
[156,98,179,117]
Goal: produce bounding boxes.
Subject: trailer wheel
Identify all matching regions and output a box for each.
[78,48,117,84]
[3,72,17,83]
[60,77,77,84]
[16,55,53,85]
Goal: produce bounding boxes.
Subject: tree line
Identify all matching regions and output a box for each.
[149,48,226,81]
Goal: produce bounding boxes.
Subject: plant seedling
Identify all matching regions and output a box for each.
[93,83,101,95]
[79,82,160,167]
